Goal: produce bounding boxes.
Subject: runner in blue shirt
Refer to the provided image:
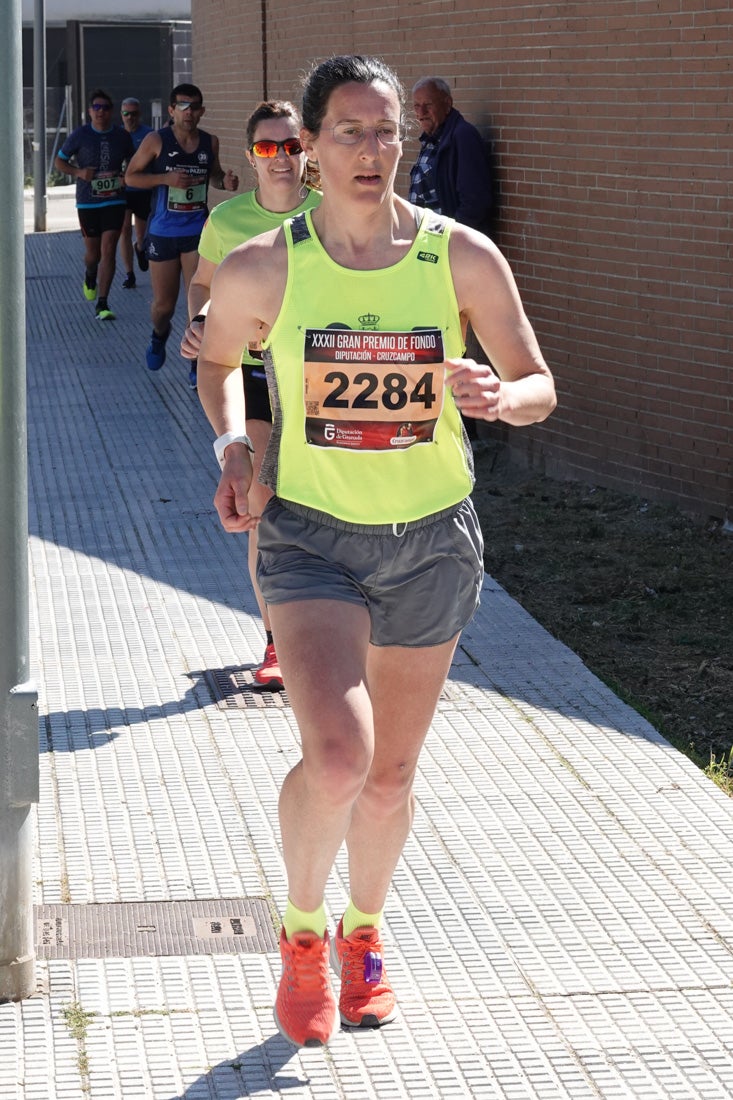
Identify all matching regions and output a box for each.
[55,88,134,320]
[124,83,239,374]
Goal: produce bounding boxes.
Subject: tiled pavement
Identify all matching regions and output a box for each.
[2,213,733,1098]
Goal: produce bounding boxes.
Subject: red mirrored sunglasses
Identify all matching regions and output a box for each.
[250,138,303,158]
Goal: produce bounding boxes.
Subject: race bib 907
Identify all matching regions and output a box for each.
[91,172,122,194]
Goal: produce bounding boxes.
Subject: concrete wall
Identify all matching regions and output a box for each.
[191,0,732,519]
[22,0,189,21]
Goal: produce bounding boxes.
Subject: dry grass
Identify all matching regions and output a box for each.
[472,446,733,792]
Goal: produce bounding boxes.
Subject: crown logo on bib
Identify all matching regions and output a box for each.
[358,312,380,329]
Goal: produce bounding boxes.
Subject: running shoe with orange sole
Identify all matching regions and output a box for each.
[253,642,284,689]
[331,920,398,1028]
[274,928,340,1047]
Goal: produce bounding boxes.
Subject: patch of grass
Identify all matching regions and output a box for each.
[61,1002,97,1090]
[61,1001,96,1041]
[472,449,733,789]
[706,748,733,797]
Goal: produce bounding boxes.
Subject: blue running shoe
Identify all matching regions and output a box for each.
[146,326,170,371]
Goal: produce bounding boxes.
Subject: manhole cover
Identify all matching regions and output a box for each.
[203,667,289,710]
[35,899,278,959]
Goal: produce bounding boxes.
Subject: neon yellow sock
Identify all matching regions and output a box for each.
[342,901,383,938]
[282,899,327,940]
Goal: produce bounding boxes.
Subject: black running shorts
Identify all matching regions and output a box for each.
[78,204,126,238]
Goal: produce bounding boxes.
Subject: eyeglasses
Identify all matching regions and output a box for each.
[173,101,202,112]
[249,138,303,158]
[91,103,112,112]
[327,122,403,145]
[121,110,140,118]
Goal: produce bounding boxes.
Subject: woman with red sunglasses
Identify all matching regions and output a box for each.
[182,101,320,689]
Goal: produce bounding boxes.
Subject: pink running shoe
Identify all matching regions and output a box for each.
[331,920,397,1028]
[253,642,284,688]
[274,928,340,1047]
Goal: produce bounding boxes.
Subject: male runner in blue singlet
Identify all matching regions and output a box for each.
[124,84,239,375]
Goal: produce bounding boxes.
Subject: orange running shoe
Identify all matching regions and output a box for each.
[253,642,284,689]
[274,928,339,1047]
[331,920,398,1028]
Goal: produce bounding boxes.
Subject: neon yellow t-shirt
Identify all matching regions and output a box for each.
[198,187,321,367]
[261,208,474,525]
[198,187,321,262]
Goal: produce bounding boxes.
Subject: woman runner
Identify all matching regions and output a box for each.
[197,55,556,1048]
[182,101,320,687]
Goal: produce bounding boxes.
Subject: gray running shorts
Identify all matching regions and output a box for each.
[256,496,484,647]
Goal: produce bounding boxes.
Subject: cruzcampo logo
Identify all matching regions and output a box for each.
[417,251,439,264]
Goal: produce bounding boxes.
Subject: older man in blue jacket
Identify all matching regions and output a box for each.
[410,76,495,442]
[409,77,494,236]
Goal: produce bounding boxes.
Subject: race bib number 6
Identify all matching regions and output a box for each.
[167,183,207,211]
[303,328,445,450]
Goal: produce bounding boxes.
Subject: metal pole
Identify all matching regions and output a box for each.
[47,96,67,178]
[0,0,40,1003]
[33,0,47,232]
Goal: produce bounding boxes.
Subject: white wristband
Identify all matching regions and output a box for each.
[213,431,254,470]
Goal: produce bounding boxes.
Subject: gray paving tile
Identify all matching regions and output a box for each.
[3,223,731,1097]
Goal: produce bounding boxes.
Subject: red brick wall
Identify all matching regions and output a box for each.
[192,0,732,519]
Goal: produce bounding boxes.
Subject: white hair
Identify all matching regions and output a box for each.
[412,77,452,99]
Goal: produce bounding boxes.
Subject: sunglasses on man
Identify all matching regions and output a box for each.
[249,138,303,158]
[121,110,140,118]
[91,103,112,111]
